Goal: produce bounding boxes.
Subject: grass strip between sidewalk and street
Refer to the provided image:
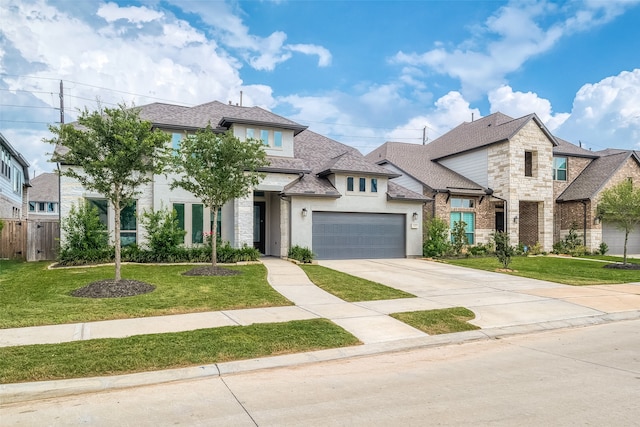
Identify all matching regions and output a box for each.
[0,319,361,384]
[390,307,480,335]
[299,265,415,301]
[443,256,640,286]
[0,261,291,329]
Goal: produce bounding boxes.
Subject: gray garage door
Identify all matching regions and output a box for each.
[312,212,405,260]
[602,222,640,254]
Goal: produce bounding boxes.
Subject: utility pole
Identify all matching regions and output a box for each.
[59,80,64,124]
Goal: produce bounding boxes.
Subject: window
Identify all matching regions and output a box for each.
[39,202,46,212]
[450,198,474,208]
[171,133,182,154]
[29,201,36,212]
[120,201,137,247]
[246,128,255,139]
[47,203,56,213]
[371,178,378,193]
[173,203,185,231]
[88,199,108,226]
[192,204,204,244]
[450,212,475,244]
[13,166,21,194]
[553,157,567,181]
[260,130,269,145]
[274,131,282,148]
[347,176,354,191]
[1,147,10,180]
[524,151,533,177]
[359,177,366,192]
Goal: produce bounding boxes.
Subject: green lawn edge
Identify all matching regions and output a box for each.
[390,307,480,335]
[299,265,414,302]
[0,319,361,384]
[442,255,640,286]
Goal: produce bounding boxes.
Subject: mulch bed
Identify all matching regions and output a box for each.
[603,263,640,270]
[181,266,242,276]
[71,280,156,298]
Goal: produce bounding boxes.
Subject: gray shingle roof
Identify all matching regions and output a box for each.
[553,137,598,158]
[29,172,58,201]
[426,112,557,160]
[149,101,306,133]
[366,141,485,192]
[387,181,431,202]
[557,151,640,201]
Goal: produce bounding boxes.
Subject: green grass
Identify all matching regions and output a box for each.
[444,255,640,286]
[0,319,361,383]
[0,261,291,328]
[300,265,414,301]
[390,307,480,335]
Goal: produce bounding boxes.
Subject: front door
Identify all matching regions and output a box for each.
[253,202,266,253]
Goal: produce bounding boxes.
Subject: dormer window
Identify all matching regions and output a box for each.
[371,178,378,193]
[359,177,366,192]
[274,131,282,147]
[260,130,269,145]
[347,177,354,191]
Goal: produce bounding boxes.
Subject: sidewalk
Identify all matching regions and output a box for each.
[2,257,640,404]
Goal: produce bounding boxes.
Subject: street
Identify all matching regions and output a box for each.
[2,319,639,426]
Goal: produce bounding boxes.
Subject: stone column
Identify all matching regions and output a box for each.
[234,193,253,248]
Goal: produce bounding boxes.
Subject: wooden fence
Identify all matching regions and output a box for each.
[0,219,60,261]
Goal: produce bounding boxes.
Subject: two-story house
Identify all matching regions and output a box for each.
[367,112,640,254]
[0,132,31,219]
[27,172,60,221]
[57,101,427,260]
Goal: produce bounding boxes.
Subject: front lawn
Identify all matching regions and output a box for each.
[0,319,360,383]
[0,261,291,328]
[444,255,640,286]
[300,265,414,301]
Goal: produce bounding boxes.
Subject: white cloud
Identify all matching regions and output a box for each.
[488,85,569,130]
[387,91,480,144]
[287,44,332,67]
[555,69,640,150]
[97,2,163,24]
[169,1,332,71]
[392,0,639,99]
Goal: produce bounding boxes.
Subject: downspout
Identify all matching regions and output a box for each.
[581,200,587,247]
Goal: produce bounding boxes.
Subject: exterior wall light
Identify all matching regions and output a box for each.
[594,217,601,225]
[412,212,419,221]
[302,208,308,217]
[513,215,518,224]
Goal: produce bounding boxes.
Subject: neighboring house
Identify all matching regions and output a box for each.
[0,132,30,219]
[56,101,427,260]
[27,172,60,220]
[367,112,640,253]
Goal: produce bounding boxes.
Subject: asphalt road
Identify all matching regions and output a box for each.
[2,319,639,426]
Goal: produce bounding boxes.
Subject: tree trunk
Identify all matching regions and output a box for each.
[211,206,218,268]
[114,197,122,282]
[624,229,629,265]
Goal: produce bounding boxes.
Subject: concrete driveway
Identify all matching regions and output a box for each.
[319,258,640,329]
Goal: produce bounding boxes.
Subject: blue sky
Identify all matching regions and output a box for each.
[2,0,640,176]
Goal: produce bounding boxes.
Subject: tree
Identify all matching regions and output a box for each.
[47,103,172,281]
[597,179,640,264]
[493,231,515,270]
[171,127,268,267]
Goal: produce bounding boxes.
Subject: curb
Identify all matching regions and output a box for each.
[3,310,640,406]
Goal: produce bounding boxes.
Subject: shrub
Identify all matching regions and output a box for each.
[58,202,111,265]
[598,242,609,256]
[288,245,314,263]
[468,243,493,256]
[529,241,543,255]
[493,231,515,269]
[140,207,186,261]
[423,217,451,258]
[450,220,468,256]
